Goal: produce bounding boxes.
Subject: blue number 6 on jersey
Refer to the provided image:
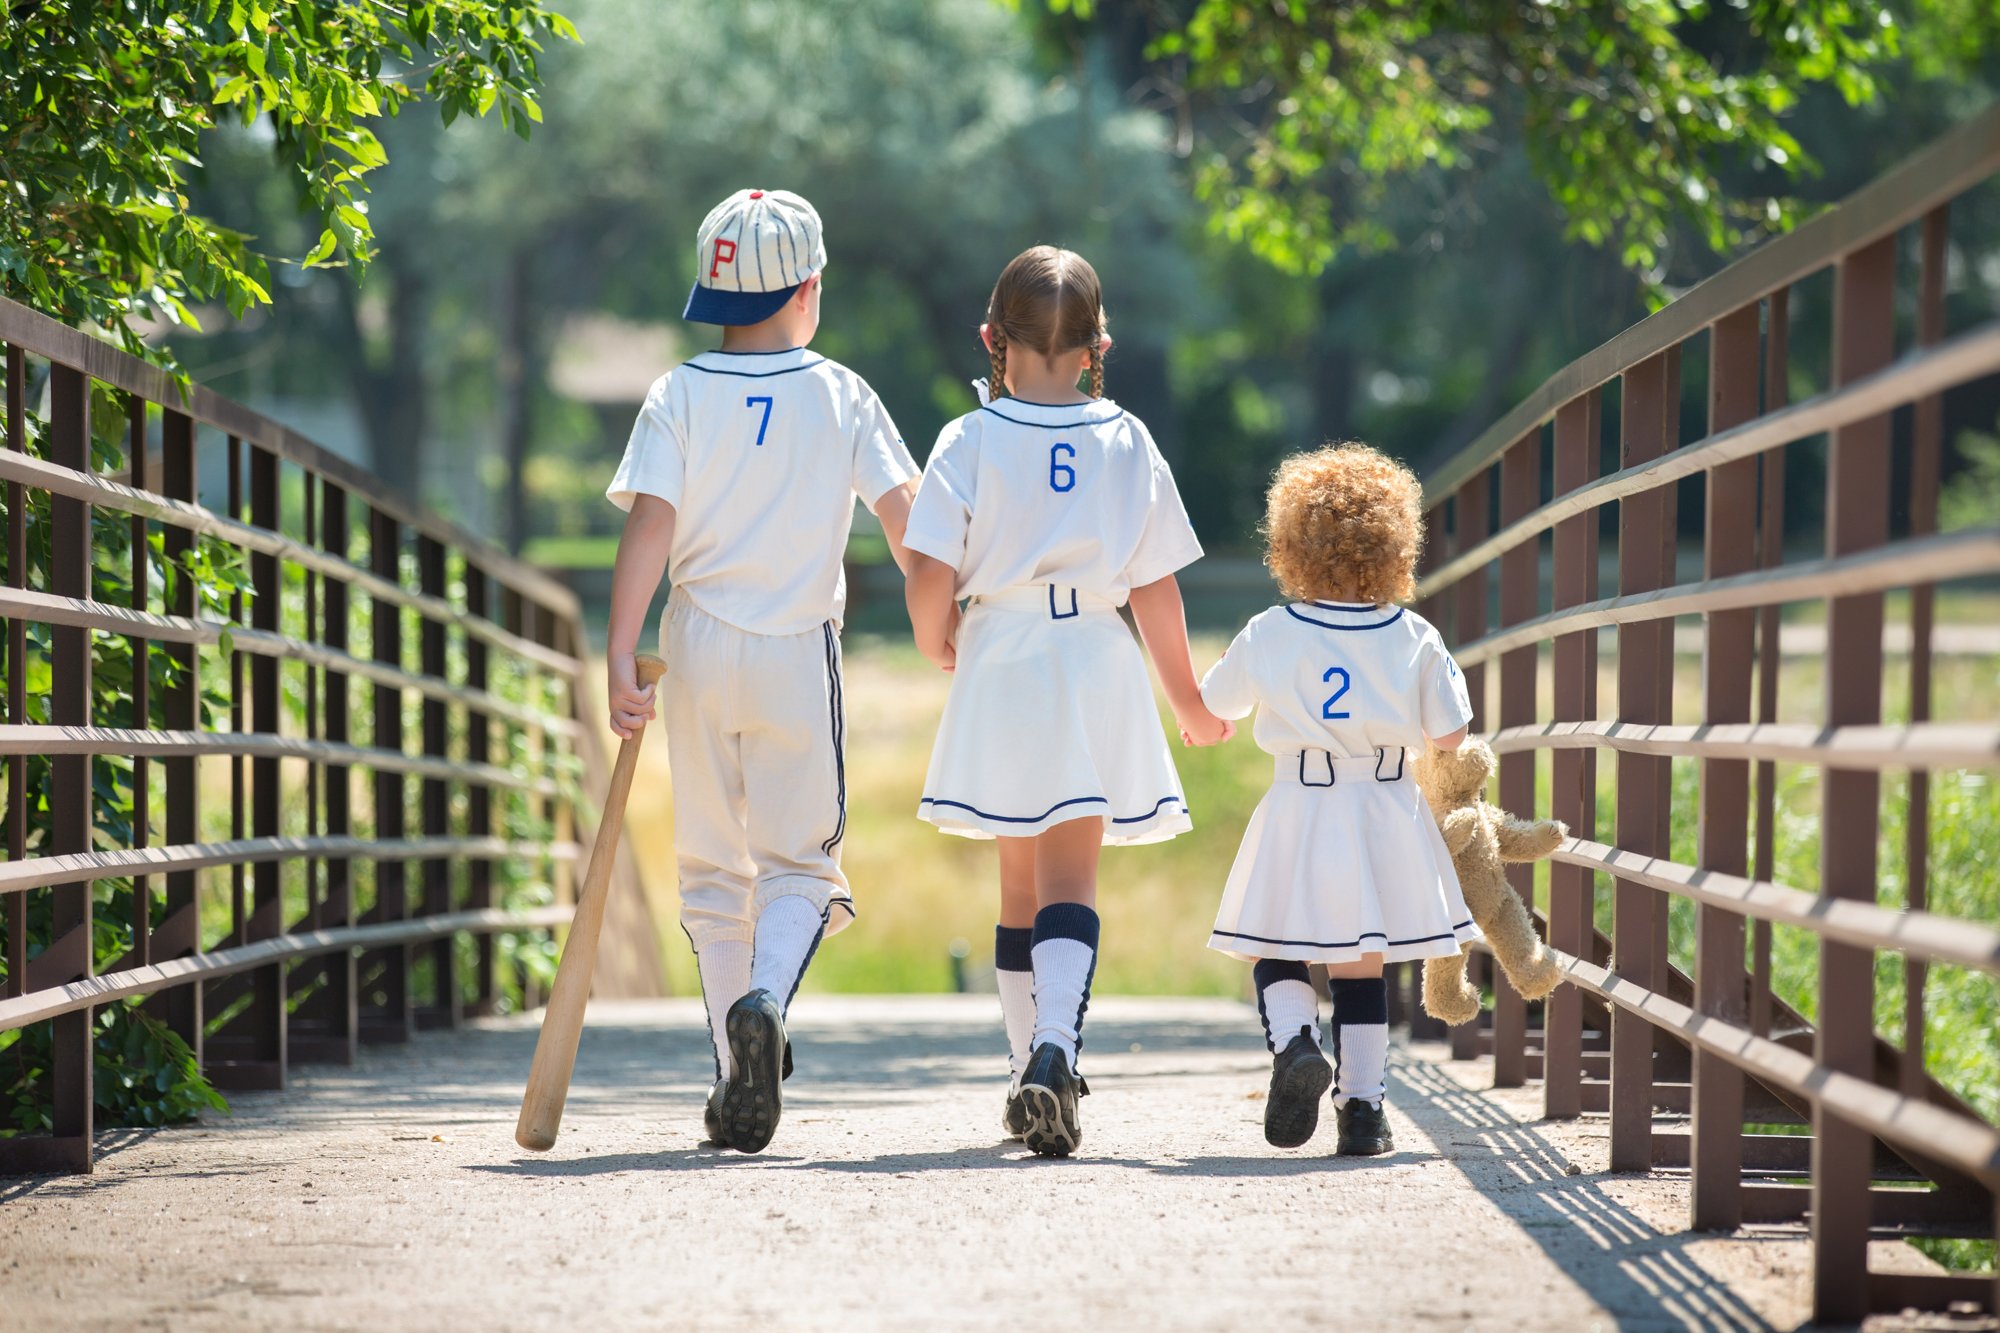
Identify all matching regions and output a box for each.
[1049,441,1077,493]
[1321,666,1352,720]
[745,395,774,447]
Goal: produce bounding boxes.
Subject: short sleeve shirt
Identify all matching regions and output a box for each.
[902,397,1202,603]
[606,348,919,636]
[1200,603,1474,758]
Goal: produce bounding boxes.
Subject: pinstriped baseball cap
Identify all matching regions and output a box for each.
[683,188,827,326]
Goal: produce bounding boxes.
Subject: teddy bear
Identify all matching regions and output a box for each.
[1411,738,1568,1025]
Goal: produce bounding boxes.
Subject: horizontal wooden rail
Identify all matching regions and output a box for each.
[0,726,562,796]
[1487,720,2000,770]
[0,586,581,737]
[0,298,580,616]
[1421,103,2000,501]
[0,448,581,677]
[1550,950,2000,1191]
[1454,527,2000,668]
[0,906,574,1031]
[1545,837,2000,975]
[0,836,582,896]
[1417,320,2000,597]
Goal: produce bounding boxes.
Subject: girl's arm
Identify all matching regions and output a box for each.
[606,495,676,738]
[1429,725,1468,751]
[1129,574,1232,746]
[905,552,961,672]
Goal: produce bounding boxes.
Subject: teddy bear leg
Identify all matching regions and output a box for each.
[1422,949,1482,1026]
[1485,887,1565,1002]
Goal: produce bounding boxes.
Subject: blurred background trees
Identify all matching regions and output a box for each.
[94,0,2000,621]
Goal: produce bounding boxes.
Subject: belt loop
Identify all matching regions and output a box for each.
[1374,746,1406,782]
[1048,585,1079,620]
[1299,750,1336,787]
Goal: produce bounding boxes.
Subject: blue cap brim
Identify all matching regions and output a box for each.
[683,280,801,326]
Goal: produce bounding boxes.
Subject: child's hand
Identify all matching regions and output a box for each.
[1177,705,1234,747]
[607,652,657,739]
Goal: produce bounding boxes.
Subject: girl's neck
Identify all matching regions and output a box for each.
[1001,360,1092,405]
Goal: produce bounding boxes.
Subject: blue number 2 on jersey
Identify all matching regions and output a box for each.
[1321,666,1352,720]
[745,395,774,446]
[1049,441,1076,492]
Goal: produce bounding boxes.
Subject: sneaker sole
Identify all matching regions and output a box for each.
[720,1005,784,1154]
[1336,1137,1395,1157]
[1017,1083,1078,1158]
[1264,1055,1334,1149]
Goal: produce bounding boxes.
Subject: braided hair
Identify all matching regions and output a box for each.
[984,245,1108,401]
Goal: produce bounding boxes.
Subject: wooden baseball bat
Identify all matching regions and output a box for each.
[515,652,667,1152]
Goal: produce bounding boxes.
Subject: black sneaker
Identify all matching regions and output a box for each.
[1264,1026,1333,1149]
[1017,1042,1082,1158]
[704,1079,731,1147]
[719,990,786,1153]
[1335,1099,1395,1156]
[1002,1085,1028,1140]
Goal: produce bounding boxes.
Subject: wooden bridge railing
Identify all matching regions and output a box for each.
[0,295,649,1175]
[1406,107,2000,1323]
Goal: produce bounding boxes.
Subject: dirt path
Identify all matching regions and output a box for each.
[1,996,1840,1331]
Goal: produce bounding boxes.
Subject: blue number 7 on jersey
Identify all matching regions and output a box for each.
[745,395,774,446]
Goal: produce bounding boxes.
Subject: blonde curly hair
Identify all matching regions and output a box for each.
[1262,443,1426,605]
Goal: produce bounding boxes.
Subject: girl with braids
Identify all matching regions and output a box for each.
[902,245,1230,1157]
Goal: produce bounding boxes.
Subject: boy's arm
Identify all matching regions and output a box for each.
[606,495,676,738]
[1129,574,1233,747]
[872,478,920,576]
[905,552,960,673]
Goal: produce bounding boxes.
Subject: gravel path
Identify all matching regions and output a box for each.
[1,996,1846,1331]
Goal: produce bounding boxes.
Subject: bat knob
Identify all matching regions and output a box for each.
[635,653,668,689]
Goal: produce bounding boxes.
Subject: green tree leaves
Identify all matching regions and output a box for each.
[0,0,575,360]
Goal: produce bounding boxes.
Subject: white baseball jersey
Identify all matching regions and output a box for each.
[902,397,1202,604]
[1201,602,1474,758]
[607,348,920,636]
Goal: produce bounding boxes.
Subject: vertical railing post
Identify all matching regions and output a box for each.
[1812,233,1896,1326]
[1751,290,1790,1041]
[46,363,94,1172]
[211,441,286,1088]
[311,481,358,1062]
[1449,470,1491,1062]
[416,534,458,1029]
[465,563,496,1015]
[4,345,26,1007]
[1691,304,1761,1227]
[127,398,151,970]
[1610,349,1677,1172]
[155,409,202,1057]
[1546,392,1599,1119]
[362,506,413,1043]
[1492,432,1540,1088]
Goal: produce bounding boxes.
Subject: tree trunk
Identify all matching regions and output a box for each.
[337,250,429,502]
[498,247,536,555]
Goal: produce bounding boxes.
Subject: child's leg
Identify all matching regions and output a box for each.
[693,936,753,1079]
[748,895,828,1010]
[1327,954,1389,1106]
[1027,817,1104,1070]
[1252,958,1319,1052]
[995,838,1038,1087]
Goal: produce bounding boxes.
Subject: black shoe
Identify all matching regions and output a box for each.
[719,990,786,1153]
[1003,1086,1028,1140]
[1264,1026,1333,1149]
[1335,1099,1395,1156]
[704,1079,731,1147]
[1017,1042,1082,1158]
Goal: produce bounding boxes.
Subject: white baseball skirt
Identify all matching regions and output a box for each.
[918,585,1191,846]
[1207,749,1481,964]
[660,588,856,951]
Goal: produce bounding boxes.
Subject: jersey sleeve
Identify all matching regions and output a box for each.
[605,375,684,512]
[1418,626,1476,738]
[1125,441,1204,588]
[849,379,921,510]
[902,421,976,569]
[1199,622,1260,721]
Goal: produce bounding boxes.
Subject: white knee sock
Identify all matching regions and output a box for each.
[1330,976,1389,1106]
[1029,903,1099,1070]
[1257,979,1320,1054]
[995,925,1035,1089]
[695,937,752,1080]
[748,894,827,1010]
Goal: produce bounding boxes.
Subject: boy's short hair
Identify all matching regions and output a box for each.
[1262,443,1425,605]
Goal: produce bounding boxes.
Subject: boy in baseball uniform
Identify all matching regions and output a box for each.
[604,188,921,1153]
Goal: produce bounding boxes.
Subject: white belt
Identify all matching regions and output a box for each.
[1275,748,1410,787]
[972,584,1119,620]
